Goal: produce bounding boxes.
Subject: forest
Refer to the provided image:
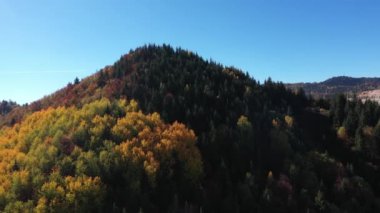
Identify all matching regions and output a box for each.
[0,45,380,212]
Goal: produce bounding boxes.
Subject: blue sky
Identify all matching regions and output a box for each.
[0,0,379,104]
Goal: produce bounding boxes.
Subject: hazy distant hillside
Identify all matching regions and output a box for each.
[358,89,380,103]
[287,76,380,99]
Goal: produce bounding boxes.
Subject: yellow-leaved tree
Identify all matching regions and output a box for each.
[0,98,202,212]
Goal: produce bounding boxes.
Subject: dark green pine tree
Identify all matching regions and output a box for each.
[343,102,358,137]
[331,94,347,127]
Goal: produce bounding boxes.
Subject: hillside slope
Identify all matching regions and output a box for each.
[1,45,380,212]
[358,89,380,103]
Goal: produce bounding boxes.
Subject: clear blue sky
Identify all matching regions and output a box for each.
[1,0,379,104]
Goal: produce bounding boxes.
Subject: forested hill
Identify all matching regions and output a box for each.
[1,45,380,212]
[287,76,380,99]
[1,44,305,128]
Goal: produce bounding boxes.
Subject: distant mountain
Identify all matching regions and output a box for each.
[287,76,380,99]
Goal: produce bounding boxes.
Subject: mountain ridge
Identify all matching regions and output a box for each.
[0,44,257,126]
[287,76,380,99]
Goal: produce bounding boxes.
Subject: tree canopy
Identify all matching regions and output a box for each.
[0,98,202,212]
